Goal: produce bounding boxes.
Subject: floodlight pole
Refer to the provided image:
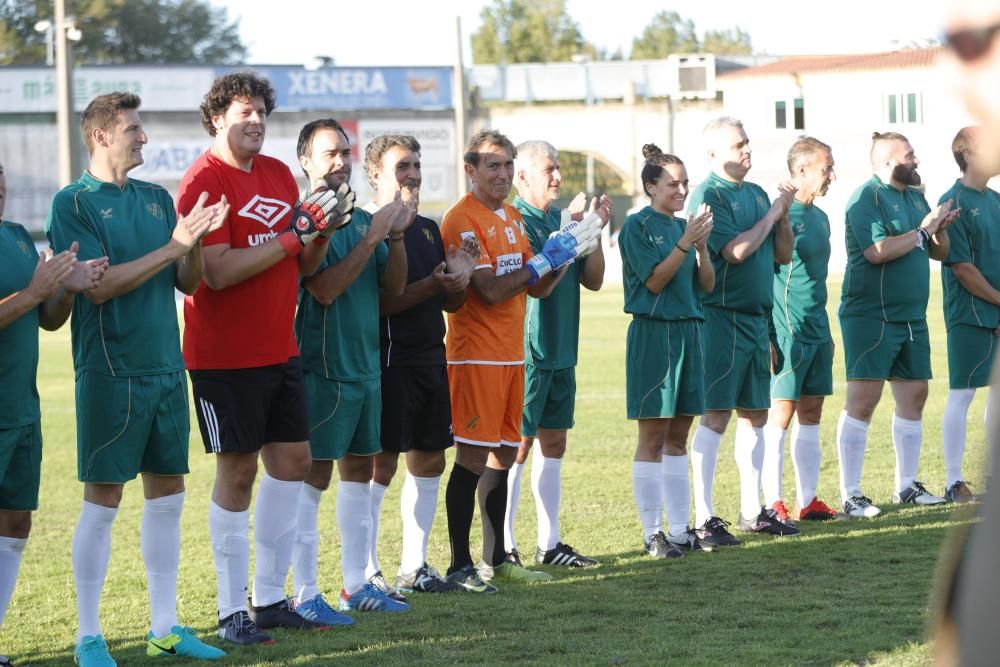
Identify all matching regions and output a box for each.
[453,16,467,198]
[55,0,76,187]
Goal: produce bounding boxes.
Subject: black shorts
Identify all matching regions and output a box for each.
[380,365,453,453]
[190,357,309,454]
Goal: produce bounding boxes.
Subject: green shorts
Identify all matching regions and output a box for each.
[305,373,381,460]
[522,365,576,436]
[76,371,190,484]
[840,316,932,381]
[626,317,705,419]
[0,421,42,511]
[947,324,997,389]
[771,335,834,401]
[703,307,770,411]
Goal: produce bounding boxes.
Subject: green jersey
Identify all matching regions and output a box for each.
[773,200,832,343]
[0,222,41,428]
[688,172,774,315]
[840,176,931,323]
[295,209,387,382]
[940,181,1000,330]
[45,172,183,377]
[619,206,703,322]
[515,196,583,370]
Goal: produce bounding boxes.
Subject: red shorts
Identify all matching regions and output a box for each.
[447,364,524,447]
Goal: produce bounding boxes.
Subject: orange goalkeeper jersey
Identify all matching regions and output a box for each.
[441,193,534,364]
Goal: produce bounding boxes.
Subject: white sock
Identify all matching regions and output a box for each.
[761,425,786,507]
[337,480,372,596]
[632,461,662,541]
[366,481,388,579]
[73,501,118,641]
[209,501,250,620]
[734,421,764,519]
[892,415,923,492]
[943,389,976,487]
[292,483,323,604]
[400,473,440,574]
[837,411,869,501]
[661,454,690,538]
[142,493,183,637]
[503,460,525,553]
[791,423,822,507]
[0,536,26,627]
[531,447,562,551]
[251,474,302,608]
[690,426,722,527]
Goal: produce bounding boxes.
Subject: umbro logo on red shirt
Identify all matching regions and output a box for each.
[239,195,291,228]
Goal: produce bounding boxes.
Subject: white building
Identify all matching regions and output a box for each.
[717,48,979,271]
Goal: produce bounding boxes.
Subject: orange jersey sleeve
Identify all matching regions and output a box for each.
[441,194,532,364]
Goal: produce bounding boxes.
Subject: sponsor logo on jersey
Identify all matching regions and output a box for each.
[423,228,434,244]
[355,224,370,236]
[653,235,664,245]
[238,195,292,229]
[100,208,113,220]
[17,240,29,256]
[495,252,522,276]
[504,226,517,244]
[248,231,279,246]
[892,203,900,212]
[487,226,497,237]
[731,200,740,211]
[971,208,980,218]
[460,231,477,242]
[795,223,805,234]
[146,203,165,220]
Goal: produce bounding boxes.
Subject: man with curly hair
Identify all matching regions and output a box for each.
[178,71,350,646]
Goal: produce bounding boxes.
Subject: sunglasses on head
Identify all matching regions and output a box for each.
[945,22,1000,63]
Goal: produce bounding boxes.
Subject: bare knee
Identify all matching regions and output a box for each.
[454,443,489,476]
[213,453,259,510]
[83,483,124,509]
[261,441,313,481]
[407,450,446,478]
[537,429,567,459]
[701,410,731,434]
[737,409,768,429]
[142,474,185,500]
[305,459,335,490]
[489,447,516,470]
[372,451,400,487]
[337,454,373,484]
[0,510,31,539]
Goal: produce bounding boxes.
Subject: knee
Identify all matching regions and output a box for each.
[454,444,488,476]
[372,454,398,487]
[701,411,729,434]
[0,511,31,540]
[490,447,517,469]
[306,460,335,490]
[538,432,567,459]
[409,452,446,478]
[224,459,259,494]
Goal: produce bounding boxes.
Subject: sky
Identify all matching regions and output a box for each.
[210,0,950,67]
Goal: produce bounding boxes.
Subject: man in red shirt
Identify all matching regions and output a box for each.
[177,72,350,646]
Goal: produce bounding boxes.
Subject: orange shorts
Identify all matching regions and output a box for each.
[447,364,524,447]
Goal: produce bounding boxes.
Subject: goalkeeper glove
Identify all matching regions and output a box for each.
[558,209,602,257]
[525,230,580,284]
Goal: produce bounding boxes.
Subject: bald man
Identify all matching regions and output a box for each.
[835,131,957,518]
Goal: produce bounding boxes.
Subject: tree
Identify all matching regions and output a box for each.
[629,11,699,60]
[471,0,598,64]
[0,0,247,65]
[702,27,752,55]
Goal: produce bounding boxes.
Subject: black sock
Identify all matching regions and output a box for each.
[446,463,480,574]
[478,467,510,567]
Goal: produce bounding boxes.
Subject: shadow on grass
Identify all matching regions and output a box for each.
[16,503,976,666]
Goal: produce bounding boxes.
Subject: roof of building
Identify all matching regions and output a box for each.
[718,48,944,80]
